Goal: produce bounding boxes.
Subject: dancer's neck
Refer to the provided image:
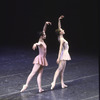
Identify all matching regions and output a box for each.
[39,38,44,42]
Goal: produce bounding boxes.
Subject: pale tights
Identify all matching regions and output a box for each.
[52,60,67,87]
[22,64,44,92]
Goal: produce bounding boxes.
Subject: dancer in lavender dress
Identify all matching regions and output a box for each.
[20,21,51,93]
[51,15,71,90]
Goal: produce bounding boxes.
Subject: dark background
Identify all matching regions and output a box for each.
[1,0,98,53]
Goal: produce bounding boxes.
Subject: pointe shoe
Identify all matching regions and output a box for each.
[39,89,44,93]
[61,84,68,89]
[20,84,28,92]
[51,82,55,90]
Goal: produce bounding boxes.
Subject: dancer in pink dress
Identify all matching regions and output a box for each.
[51,15,71,90]
[20,21,51,93]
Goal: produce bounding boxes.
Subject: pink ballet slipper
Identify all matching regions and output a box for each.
[61,84,68,89]
[51,82,55,90]
[20,84,28,92]
[39,89,44,93]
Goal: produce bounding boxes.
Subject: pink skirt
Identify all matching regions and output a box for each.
[33,55,48,66]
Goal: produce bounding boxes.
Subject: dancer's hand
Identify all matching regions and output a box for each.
[59,15,64,20]
[46,21,52,25]
[32,43,37,50]
[56,58,60,64]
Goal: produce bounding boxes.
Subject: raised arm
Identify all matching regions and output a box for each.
[58,15,64,29]
[43,21,52,33]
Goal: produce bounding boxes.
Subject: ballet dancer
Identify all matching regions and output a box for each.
[20,21,51,93]
[51,15,71,90]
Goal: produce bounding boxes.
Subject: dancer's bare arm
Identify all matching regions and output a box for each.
[58,15,64,29]
[32,21,51,50]
[43,21,52,33]
[32,42,42,50]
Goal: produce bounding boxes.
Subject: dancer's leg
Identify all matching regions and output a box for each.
[37,66,44,93]
[51,61,64,90]
[60,61,68,88]
[20,64,40,92]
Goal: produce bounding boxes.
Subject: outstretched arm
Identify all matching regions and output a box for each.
[43,21,52,33]
[32,42,42,50]
[58,15,64,29]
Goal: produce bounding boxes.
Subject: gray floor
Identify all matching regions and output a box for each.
[0,47,99,100]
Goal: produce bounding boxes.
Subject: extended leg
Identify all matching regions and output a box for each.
[20,64,40,92]
[51,61,64,90]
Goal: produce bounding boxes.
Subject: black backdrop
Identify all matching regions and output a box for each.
[1,0,98,53]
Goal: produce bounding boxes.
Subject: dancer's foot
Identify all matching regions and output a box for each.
[51,82,55,90]
[20,84,28,92]
[39,89,44,93]
[61,84,68,89]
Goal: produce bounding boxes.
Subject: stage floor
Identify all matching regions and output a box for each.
[0,47,99,100]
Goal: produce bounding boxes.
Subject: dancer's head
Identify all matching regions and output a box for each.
[55,28,65,36]
[38,31,46,40]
